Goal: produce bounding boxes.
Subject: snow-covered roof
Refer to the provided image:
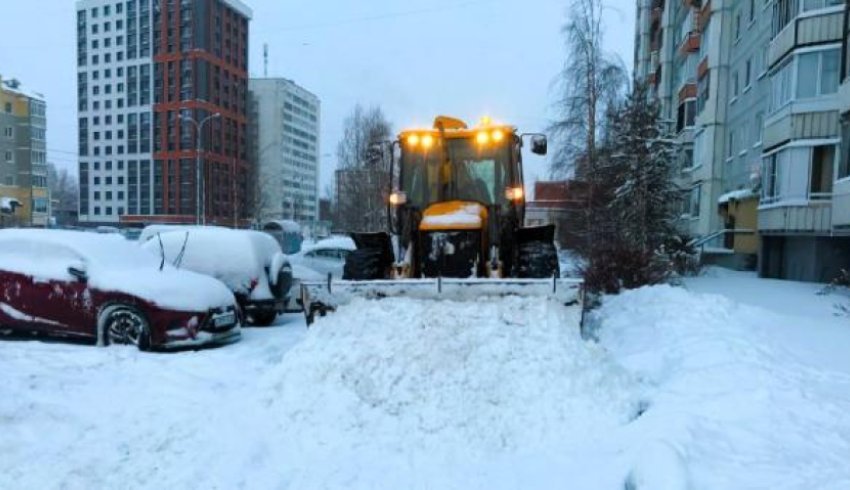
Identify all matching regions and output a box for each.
[1,79,45,101]
[1,197,22,212]
[0,229,234,312]
[718,189,756,204]
[140,228,286,299]
[301,235,356,253]
[138,224,230,244]
[263,220,302,233]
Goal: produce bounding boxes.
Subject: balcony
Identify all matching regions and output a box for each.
[768,9,844,69]
[678,82,697,102]
[759,201,832,233]
[678,31,700,55]
[697,57,709,80]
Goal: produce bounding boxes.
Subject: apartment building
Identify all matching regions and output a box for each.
[635,0,850,281]
[248,78,321,223]
[76,0,252,226]
[759,0,847,281]
[0,76,49,227]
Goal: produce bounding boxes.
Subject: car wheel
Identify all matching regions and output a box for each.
[101,305,152,351]
[250,310,278,327]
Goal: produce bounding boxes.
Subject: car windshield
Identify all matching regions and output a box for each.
[401,137,510,208]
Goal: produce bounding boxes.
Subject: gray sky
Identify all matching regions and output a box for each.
[0,0,634,195]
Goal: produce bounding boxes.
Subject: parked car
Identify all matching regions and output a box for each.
[138,224,229,244]
[288,236,356,279]
[262,220,303,254]
[141,228,293,326]
[0,229,241,351]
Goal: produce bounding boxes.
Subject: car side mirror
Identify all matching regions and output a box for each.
[68,266,88,283]
[531,135,548,156]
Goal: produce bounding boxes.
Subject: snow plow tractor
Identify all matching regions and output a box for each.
[301,116,582,324]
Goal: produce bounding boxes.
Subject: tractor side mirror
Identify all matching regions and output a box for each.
[531,135,548,156]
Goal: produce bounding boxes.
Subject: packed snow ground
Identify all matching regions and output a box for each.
[2,270,850,489]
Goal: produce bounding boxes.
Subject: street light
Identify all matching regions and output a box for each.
[179,111,221,224]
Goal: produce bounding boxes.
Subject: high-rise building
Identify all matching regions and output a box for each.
[634,0,850,281]
[75,0,252,226]
[248,78,320,223]
[0,76,49,227]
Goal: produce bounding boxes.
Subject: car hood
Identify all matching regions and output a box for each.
[90,266,236,312]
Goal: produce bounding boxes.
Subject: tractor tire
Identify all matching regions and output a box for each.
[515,240,560,279]
[343,247,388,280]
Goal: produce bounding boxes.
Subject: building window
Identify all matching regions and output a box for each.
[3,127,12,139]
[840,119,850,180]
[797,49,840,99]
[683,184,701,217]
[697,73,710,114]
[770,58,794,111]
[94,206,101,215]
[3,102,10,113]
[4,151,11,163]
[810,145,835,199]
[732,70,739,98]
[744,58,752,89]
[677,99,696,132]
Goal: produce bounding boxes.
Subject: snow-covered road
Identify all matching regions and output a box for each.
[2,271,850,489]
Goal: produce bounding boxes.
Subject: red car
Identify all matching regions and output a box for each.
[0,229,241,350]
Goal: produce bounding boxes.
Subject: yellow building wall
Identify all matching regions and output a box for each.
[0,185,48,227]
[722,197,759,255]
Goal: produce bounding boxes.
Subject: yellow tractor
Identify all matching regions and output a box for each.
[301,116,582,324]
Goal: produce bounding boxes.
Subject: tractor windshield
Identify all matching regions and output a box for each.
[401,137,511,208]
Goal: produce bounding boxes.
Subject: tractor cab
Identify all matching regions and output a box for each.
[382,116,550,279]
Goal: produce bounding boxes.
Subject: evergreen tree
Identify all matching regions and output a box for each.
[608,83,680,257]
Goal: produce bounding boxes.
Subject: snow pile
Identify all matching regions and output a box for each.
[420,202,485,229]
[262,296,641,488]
[596,285,850,489]
[717,188,756,204]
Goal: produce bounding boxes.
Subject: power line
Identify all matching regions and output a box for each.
[278,0,507,32]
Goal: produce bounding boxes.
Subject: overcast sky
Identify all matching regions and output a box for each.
[0,0,634,194]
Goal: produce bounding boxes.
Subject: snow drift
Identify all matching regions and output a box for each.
[261,295,642,488]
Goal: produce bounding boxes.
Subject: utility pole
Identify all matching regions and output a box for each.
[179,111,220,225]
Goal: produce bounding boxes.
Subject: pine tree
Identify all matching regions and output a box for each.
[608,83,680,257]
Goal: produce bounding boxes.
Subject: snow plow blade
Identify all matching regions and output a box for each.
[300,277,584,325]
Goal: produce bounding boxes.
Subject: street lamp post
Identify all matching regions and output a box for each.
[179,111,220,225]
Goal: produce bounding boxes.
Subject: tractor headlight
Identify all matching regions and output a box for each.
[491,129,505,142]
[389,191,407,206]
[407,134,420,147]
[505,186,524,201]
[421,134,434,149]
[476,131,490,145]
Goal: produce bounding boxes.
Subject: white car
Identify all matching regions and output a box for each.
[289,236,356,279]
[141,228,293,326]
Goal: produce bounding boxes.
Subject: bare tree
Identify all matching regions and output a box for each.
[549,0,627,288]
[48,163,79,226]
[550,0,627,180]
[334,104,392,232]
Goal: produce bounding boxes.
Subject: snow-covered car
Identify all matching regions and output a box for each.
[288,236,356,279]
[141,228,293,326]
[0,229,241,351]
